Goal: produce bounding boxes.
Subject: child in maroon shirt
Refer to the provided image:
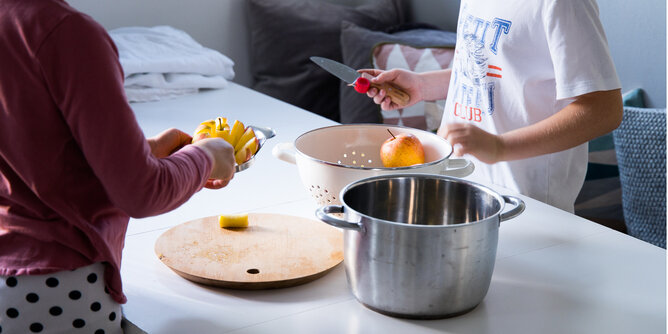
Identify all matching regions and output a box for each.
[0,0,236,332]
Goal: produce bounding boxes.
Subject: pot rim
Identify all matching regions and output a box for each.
[339,173,507,228]
[293,124,453,171]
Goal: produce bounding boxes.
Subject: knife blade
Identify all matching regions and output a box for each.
[310,56,360,84]
[309,56,410,106]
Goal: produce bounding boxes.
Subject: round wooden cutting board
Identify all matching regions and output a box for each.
[154,213,344,289]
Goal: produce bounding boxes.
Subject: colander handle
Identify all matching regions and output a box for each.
[441,158,475,178]
[315,205,363,232]
[500,195,525,222]
[272,142,297,164]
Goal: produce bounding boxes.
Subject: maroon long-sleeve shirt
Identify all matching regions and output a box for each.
[0,0,212,303]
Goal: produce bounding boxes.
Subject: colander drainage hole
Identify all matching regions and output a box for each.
[247,268,260,274]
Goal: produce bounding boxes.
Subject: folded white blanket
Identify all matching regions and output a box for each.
[124,72,230,89]
[109,26,235,102]
[123,87,198,103]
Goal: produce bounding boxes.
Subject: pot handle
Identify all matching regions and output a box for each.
[315,205,363,232]
[440,158,475,178]
[272,142,297,165]
[500,195,525,222]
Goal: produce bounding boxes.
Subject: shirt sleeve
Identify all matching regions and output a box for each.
[543,0,621,100]
[35,13,212,218]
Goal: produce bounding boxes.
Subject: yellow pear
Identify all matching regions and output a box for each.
[380,131,425,167]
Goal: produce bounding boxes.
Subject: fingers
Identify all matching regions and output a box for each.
[439,123,502,164]
[380,96,396,111]
[149,128,193,158]
[360,69,397,86]
[441,122,481,156]
[452,143,465,157]
[167,128,193,155]
[174,129,193,147]
[204,178,231,189]
[372,69,403,85]
[441,124,466,155]
[192,137,236,182]
[371,88,386,104]
[362,69,415,110]
[358,69,383,77]
[366,88,397,111]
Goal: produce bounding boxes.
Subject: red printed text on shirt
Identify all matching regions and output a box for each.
[453,102,483,122]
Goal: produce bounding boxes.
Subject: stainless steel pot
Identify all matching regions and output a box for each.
[315,174,525,319]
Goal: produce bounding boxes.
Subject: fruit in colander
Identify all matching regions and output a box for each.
[380,130,425,167]
[192,117,259,165]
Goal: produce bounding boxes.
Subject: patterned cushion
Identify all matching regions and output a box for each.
[372,43,454,131]
[339,21,456,125]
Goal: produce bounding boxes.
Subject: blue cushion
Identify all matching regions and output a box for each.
[622,88,646,108]
[613,106,666,248]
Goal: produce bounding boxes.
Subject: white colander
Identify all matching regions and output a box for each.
[273,124,474,206]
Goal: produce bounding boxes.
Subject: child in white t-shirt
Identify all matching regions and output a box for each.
[362,0,622,212]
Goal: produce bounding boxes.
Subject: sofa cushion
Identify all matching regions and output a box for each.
[247,0,404,122]
[613,105,666,247]
[339,21,456,127]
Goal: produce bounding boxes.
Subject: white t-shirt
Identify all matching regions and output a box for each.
[441,0,621,212]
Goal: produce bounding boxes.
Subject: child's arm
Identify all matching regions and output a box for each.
[438,89,623,163]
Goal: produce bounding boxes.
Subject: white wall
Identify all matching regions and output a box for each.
[67,0,254,86]
[67,0,666,107]
[598,0,666,107]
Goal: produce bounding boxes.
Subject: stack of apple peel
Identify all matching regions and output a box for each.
[192,117,259,165]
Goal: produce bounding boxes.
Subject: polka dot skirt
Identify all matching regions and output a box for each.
[0,262,122,334]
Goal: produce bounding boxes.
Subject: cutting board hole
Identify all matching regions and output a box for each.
[247,268,260,274]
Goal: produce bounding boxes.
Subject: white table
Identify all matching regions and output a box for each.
[122,83,666,334]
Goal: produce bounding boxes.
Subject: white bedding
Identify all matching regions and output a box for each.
[110,26,235,102]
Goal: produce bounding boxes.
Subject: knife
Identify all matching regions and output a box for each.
[310,56,410,106]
